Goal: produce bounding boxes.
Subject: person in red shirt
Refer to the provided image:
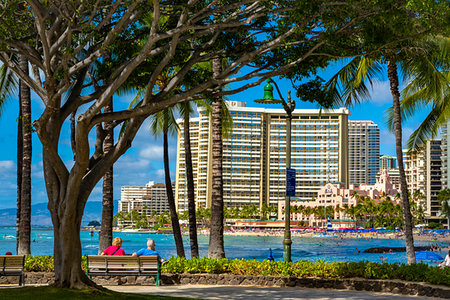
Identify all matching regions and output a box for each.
[101,237,125,256]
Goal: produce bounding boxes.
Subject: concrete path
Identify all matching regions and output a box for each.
[107,285,434,300]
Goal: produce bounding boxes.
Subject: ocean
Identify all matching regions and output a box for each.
[0,227,446,265]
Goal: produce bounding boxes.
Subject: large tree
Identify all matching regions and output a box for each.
[0,0,425,288]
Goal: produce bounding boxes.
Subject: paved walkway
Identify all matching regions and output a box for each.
[107,285,433,300]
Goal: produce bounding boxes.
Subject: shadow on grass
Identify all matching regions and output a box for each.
[0,286,197,300]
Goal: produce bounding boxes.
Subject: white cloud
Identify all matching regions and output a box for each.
[0,160,15,169]
[370,80,392,105]
[139,146,164,161]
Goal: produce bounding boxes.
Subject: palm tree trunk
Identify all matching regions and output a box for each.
[16,89,23,254]
[164,131,185,257]
[99,99,114,253]
[18,55,31,255]
[388,60,416,264]
[208,57,225,259]
[184,112,199,258]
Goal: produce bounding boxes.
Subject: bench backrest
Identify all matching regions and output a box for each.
[0,255,25,273]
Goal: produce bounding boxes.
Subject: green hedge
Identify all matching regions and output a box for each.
[161,257,450,286]
[22,256,449,286]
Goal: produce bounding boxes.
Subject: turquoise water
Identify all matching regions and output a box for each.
[0,227,447,266]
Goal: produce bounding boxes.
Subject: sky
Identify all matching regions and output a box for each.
[0,62,431,210]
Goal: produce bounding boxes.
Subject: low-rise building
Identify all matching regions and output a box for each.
[278,169,398,227]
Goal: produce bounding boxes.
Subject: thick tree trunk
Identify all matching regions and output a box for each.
[99,99,114,253]
[18,55,31,255]
[16,90,23,254]
[388,60,416,264]
[164,132,185,257]
[184,113,199,258]
[208,57,225,259]
[53,209,94,288]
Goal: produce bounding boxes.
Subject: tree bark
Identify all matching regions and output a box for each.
[164,131,185,257]
[16,84,23,254]
[99,99,114,254]
[388,60,416,264]
[184,111,199,258]
[208,57,225,259]
[18,55,31,255]
[52,202,95,288]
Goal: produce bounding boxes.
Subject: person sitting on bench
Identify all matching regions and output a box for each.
[132,239,161,260]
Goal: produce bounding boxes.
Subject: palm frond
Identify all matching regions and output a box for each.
[0,64,18,115]
[325,56,384,108]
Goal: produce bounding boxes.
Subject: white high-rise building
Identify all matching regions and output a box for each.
[348,120,380,185]
[119,181,173,217]
[403,140,442,219]
[175,101,350,211]
[441,120,450,189]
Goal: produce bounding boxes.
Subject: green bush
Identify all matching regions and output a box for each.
[24,256,450,286]
[162,258,450,286]
[24,256,54,272]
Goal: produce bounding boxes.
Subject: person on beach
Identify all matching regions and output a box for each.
[132,239,161,260]
[440,250,450,268]
[101,237,125,256]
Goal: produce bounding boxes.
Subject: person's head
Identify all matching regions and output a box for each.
[147,239,155,250]
[112,237,123,247]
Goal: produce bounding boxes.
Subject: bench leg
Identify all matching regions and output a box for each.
[156,272,160,287]
[20,273,25,286]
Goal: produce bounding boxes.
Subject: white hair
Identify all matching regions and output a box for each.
[147,239,155,248]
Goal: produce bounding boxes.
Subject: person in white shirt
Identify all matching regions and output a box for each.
[440,250,450,268]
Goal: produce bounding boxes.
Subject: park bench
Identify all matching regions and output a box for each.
[86,255,161,286]
[0,255,25,286]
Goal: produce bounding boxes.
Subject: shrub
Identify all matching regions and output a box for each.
[24,256,450,286]
[162,258,450,286]
[24,256,54,272]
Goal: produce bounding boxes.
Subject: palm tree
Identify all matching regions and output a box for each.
[325,49,443,263]
[151,108,185,257]
[208,57,225,259]
[17,55,32,255]
[437,189,450,229]
[99,98,114,254]
[178,101,199,258]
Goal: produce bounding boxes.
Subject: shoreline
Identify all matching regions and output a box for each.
[101,228,450,243]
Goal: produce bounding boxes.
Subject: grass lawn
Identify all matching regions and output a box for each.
[0,286,197,300]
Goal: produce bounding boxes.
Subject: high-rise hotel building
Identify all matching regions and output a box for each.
[175,101,350,211]
[348,120,380,185]
[403,140,442,219]
[441,119,450,189]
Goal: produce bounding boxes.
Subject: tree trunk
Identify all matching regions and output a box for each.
[18,55,31,255]
[164,131,185,257]
[52,204,94,288]
[99,99,114,254]
[388,60,416,264]
[184,112,199,258]
[208,57,225,259]
[16,87,23,254]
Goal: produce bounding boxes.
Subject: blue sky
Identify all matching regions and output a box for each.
[0,63,430,209]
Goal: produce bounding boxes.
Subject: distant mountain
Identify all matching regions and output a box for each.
[0,200,119,227]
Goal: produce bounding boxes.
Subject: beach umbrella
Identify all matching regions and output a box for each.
[415,251,443,261]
